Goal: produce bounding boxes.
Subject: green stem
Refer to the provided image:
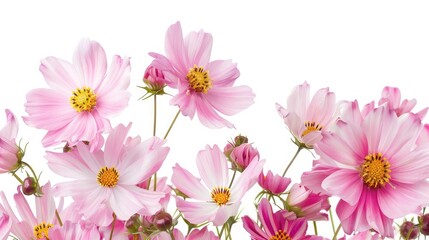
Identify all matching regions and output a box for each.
[228,170,237,189]
[109,213,117,240]
[21,161,38,181]
[332,224,342,240]
[153,94,157,137]
[55,209,63,227]
[163,109,181,140]
[329,208,336,235]
[11,172,23,184]
[313,221,318,235]
[153,172,157,191]
[282,146,303,177]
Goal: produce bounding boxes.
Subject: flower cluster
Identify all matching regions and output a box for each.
[1,21,429,240]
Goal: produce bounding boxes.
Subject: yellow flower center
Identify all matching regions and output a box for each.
[70,86,97,112]
[33,222,53,239]
[211,187,230,206]
[187,65,212,94]
[97,166,119,188]
[301,121,323,137]
[270,230,291,240]
[360,153,391,188]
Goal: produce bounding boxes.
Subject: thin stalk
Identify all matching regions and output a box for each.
[55,209,63,226]
[313,221,318,235]
[332,224,342,240]
[228,170,237,189]
[282,146,303,177]
[109,213,117,240]
[329,208,336,235]
[153,94,157,136]
[11,172,23,184]
[163,109,181,140]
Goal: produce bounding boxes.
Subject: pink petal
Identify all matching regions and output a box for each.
[206,60,239,87]
[96,55,130,96]
[205,86,255,116]
[184,29,213,67]
[72,39,107,88]
[96,91,130,117]
[13,187,37,226]
[74,143,104,174]
[230,159,264,202]
[104,123,130,166]
[365,190,394,237]
[24,88,76,130]
[170,91,197,118]
[195,96,234,128]
[110,185,163,221]
[242,216,268,240]
[0,212,11,240]
[212,202,240,226]
[175,198,218,225]
[287,81,310,120]
[391,145,429,183]
[0,109,18,140]
[57,112,98,145]
[305,88,336,127]
[321,169,362,205]
[330,120,367,162]
[287,218,308,239]
[379,86,401,109]
[165,22,188,75]
[258,198,278,236]
[53,180,100,199]
[39,56,80,92]
[336,198,369,234]
[120,137,169,184]
[378,181,429,219]
[196,145,229,189]
[171,163,210,201]
[35,183,56,224]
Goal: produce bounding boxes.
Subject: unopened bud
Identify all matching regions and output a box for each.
[400,221,418,239]
[22,177,37,195]
[420,214,429,235]
[125,213,142,233]
[152,211,173,231]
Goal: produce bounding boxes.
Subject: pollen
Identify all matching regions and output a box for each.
[33,222,53,239]
[97,166,119,188]
[360,153,391,189]
[70,86,97,112]
[211,186,231,206]
[270,230,291,240]
[187,65,212,94]
[301,121,323,137]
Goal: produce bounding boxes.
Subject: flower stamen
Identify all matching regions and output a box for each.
[187,65,212,94]
[270,230,291,240]
[301,121,323,137]
[70,86,97,112]
[97,166,119,188]
[34,222,53,239]
[211,186,230,206]
[360,153,391,188]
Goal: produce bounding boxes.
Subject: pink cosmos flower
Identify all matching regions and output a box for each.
[46,123,169,226]
[276,81,337,148]
[0,182,59,240]
[0,109,21,173]
[49,220,101,240]
[24,39,130,150]
[305,102,429,237]
[150,22,255,128]
[378,86,427,119]
[258,170,291,195]
[137,176,171,210]
[242,198,308,240]
[172,144,264,226]
[229,143,260,172]
[285,183,330,221]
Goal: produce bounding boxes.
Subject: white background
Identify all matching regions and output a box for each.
[1,1,429,239]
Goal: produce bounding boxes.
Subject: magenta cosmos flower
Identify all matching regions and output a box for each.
[0,183,59,240]
[172,144,264,226]
[258,170,291,195]
[46,123,169,226]
[0,109,21,173]
[242,198,308,240]
[150,22,255,128]
[24,39,130,150]
[306,101,429,237]
[276,81,337,148]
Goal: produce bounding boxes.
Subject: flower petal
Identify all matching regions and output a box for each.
[39,56,80,92]
[196,145,229,190]
[206,60,239,87]
[184,29,213,67]
[205,86,255,116]
[321,169,362,205]
[175,198,218,225]
[72,39,107,88]
[165,22,188,75]
[171,163,210,201]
